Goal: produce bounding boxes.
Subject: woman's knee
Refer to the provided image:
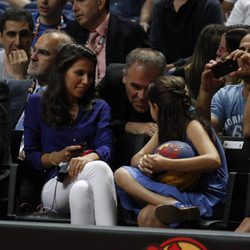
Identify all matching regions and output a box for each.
[69,180,91,201]
[82,160,113,179]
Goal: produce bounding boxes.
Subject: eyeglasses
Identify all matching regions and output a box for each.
[32,47,51,57]
[218,43,227,54]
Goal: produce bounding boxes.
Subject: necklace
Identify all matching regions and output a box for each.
[33,15,64,39]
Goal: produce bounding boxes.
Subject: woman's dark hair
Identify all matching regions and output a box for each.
[41,43,97,129]
[187,24,227,100]
[147,76,193,144]
[225,27,249,53]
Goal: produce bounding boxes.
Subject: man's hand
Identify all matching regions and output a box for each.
[125,122,157,137]
[201,60,225,94]
[8,49,29,79]
[228,50,250,77]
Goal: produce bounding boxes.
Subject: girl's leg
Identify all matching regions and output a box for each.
[137,204,167,228]
[114,167,178,206]
[69,180,95,225]
[79,160,117,226]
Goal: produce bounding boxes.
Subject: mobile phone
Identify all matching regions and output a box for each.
[78,142,87,151]
[211,59,239,78]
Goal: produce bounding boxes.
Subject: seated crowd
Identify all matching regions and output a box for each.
[1,0,250,234]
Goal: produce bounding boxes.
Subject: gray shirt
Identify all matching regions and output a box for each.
[0,49,12,82]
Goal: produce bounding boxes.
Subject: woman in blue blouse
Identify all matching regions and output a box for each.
[23,43,117,225]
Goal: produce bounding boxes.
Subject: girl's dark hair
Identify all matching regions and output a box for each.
[147,76,193,144]
[41,43,97,129]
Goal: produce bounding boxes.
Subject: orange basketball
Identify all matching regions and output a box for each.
[154,141,200,191]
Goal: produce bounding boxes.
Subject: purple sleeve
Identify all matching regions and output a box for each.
[93,101,113,164]
[23,94,45,171]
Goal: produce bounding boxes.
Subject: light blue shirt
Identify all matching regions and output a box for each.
[211,83,246,137]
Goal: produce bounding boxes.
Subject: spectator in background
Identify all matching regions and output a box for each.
[139,0,154,33]
[222,0,238,17]
[31,0,73,46]
[226,0,249,26]
[109,0,154,32]
[109,0,145,22]
[0,9,33,81]
[172,24,226,103]
[11,29,74,131]
[196,38,250,234]
[215,26,249,85]
[179,25,248,102]
[150,0,224,72]
[66,0,151,84]
[216,26,249,60]
[196,33,250,138]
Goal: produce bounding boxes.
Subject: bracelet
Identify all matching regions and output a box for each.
[50,152,59,166]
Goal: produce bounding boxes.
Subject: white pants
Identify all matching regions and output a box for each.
[41,160,117,226]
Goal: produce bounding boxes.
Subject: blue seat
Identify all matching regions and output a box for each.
[0,1,10,11]
[64,1,72,10]
[23,2,37,14]
[0,8,5,18]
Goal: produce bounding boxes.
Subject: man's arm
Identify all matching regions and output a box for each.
[222,1,235,14]
[125,122,157,138]
[243,92,250,138]
[139,0,154,33]
[196,60,224,133]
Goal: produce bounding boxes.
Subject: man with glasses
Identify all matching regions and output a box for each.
[10,29,74,130]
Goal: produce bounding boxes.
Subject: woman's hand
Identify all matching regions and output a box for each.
[138,154,167,176]
[67,156,92,181]
[55,145,83,163]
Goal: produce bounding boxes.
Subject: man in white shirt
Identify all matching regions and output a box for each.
[226,0,250,26]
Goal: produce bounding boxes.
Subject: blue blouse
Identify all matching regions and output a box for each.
[23,94,113,180]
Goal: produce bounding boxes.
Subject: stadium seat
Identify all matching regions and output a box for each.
[23,2,37,14]
[0,1,10,11]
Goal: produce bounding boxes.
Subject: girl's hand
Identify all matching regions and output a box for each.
[68,156,92,181]
[138,154,167,175]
